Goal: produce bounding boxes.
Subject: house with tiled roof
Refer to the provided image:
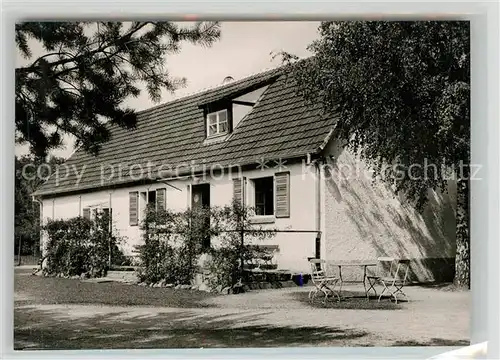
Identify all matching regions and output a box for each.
[34,67,457,282]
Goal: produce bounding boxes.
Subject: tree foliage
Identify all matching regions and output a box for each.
[16,21,221,157]
[15,155,65,255]
[282,21,470,209]
[282,21,470,287]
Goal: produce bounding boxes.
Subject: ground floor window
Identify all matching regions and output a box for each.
[147,190,156,206]
[252,176,274,216]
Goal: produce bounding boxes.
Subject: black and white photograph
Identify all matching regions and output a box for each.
[14,20,471,350]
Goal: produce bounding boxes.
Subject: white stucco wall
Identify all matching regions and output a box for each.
[321,139,457,282]
[41,161,318,272]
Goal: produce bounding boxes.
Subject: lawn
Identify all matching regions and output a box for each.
[15,268,215,308]
[14,268,471,349]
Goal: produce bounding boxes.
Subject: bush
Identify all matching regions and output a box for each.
[137,200,276,289]
[43,212,122,278]
[110,242,132,266]
[137,235,176,284]
[137,205,208,285]
[204,200,275,291]
[205,246,251,290]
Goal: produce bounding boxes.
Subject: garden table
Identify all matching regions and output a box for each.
[325,260,378,299]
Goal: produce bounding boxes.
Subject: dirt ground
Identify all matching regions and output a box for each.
[14,268,470,349]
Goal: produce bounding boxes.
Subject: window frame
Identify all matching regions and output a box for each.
[249,176,275,219]
[135,188,167,224]
[206,109,229,138]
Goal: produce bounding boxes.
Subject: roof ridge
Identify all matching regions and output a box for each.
[137,65,283,115]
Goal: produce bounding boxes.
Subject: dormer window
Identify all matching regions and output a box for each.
[200,81,273,141]
[207,109,229,137]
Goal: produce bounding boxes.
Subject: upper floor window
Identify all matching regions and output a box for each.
[200,82,272,141]
[207,109,228,137]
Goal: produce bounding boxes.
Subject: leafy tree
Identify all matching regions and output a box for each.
[15,155,65,256]
[16,21,221,157]
[281,21,470,288]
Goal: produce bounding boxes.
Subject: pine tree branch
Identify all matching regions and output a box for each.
[17,22,152,75]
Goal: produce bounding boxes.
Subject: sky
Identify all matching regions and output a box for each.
[15,21,321,159]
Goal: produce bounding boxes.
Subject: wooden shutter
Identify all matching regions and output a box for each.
[129,191,139,226]
[82,207,91,220]
[275,172,290,218]
[156,188,166,211]
[233,177,246,206]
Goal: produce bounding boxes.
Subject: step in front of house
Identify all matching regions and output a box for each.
[106,270,138,283]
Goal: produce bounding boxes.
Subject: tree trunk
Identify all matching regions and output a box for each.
[454,178,470,289]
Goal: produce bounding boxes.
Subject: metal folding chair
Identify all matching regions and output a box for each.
[308,259,341,303]
[366,257,410,304]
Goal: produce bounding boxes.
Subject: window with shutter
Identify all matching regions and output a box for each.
[156,188,166,211]
[253,177,274,216]
[82,207,91,220]
[129,191,139,226]
[275,172,290,218]
[233,177,246,206]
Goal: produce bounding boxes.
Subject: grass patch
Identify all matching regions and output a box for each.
[15,268,215,308]
[291,290,403,310]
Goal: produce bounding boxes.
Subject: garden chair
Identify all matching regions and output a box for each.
[366,257,410,304]
[308,259,341,304]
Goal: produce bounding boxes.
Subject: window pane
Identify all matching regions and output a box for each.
[209,124,217,136]
[253,177,274,216]
[208,114,217,125]
[218,110,227,122]
[148,190,156,205]
[265,186,274,215]
[219,121,228,133]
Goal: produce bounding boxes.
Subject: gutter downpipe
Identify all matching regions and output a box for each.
[306,153,322,261]
[314,159,321,260]
[314,126,336,261]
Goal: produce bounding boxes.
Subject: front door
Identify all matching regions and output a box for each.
[191,184,211,249]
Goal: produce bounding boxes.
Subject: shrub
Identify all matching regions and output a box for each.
[43,212,122,278]
[110,242,132,266]
[137,205,208,285]
[205,200,275,291]
[137,235,176,284]
[137,200,275,289]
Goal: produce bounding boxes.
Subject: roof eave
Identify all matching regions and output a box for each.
[32,151,316,198]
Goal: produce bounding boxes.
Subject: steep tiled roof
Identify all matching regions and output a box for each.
[35,67,338,197]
